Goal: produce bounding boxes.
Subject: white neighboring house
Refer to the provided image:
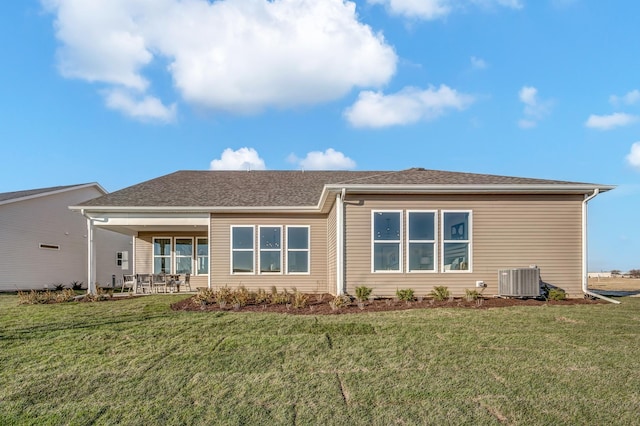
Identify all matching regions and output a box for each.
[0,183,132,291]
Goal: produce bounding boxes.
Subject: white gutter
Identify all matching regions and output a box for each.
[582,189,620,304]
[80,209,97,295]
[336,189,346,295]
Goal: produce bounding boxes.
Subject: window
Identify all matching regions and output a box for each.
[442,211,472,272]
[407,211,436,272]
[197,238,209,275]
[259,226,282,273]
[372,211,402,272]
[153,238,172,274]
[175,238,193,274]
[287,226,309,274]
[232,226,254,273]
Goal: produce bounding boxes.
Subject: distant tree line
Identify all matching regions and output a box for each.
[609,270,640,278]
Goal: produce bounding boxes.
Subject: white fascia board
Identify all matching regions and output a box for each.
[71,205,325,214]
[1,183,107,207]
[85,212,210,227]
[322,183,616,195]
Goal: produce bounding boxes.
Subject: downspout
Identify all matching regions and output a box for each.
[582,189,620,304]
[336,189,346,295]
[80,209,97,295]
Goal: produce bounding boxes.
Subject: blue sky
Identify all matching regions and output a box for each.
[1,0,638,271]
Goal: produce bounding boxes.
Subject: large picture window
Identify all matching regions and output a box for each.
[232,226,254,273]
[259,226,282,273]
[287,226,309,274]
[442,211,472,272]
[407,211,436,272]
[372,211,402,272]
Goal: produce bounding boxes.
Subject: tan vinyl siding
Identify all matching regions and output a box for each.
[344,194,584,298]
[326,202,337,294]
[136,232,208,289]
[210,214,328,293]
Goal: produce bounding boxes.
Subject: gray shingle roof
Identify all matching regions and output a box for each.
[77,169,607,209]
[0,184,90,204]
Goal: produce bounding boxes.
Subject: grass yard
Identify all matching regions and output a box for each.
[0,294,639,425]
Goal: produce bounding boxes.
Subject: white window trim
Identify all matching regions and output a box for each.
[174,237,194,275]
[196,237,209,276]
[406,210,438,273]
[371,210,403,273]
[259,225,283,275]
[286,225,310,275]
[441,210,473,273]
[152,237,173,274]
[230,226,255,275]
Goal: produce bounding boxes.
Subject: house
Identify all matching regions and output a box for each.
[0,184,133,291]
[70,168,613,298]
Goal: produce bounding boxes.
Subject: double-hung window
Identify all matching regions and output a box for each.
[407,211,436,272]
[153,238,172,274]
[442,211,472,272]
[259,226,282,273]
[196,238,209,275]
[372,211,402,272]
[175,238,193,274]
[232,226,254,273]
[287,226,309,274]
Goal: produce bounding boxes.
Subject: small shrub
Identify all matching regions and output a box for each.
[254,288,269,304]
[18,290,44,305]
[193,288,216,305]
[355,286,373,302]
[464,289,481,301]
[396,289,415,302]
[55,288,77,303]
[329,295,351,310]
[430,286,450,301]
[292,290,309,309]
[271,289,291,305]
[216,287,233,307]
[232,286,250,307]
[70,281,84,291]
[548,288,567,301]
[52,283,66,291]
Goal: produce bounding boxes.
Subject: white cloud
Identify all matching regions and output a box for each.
[104,89,176,123]
[626,142,640,170]
[585,113,639,130]
[209,148,266,171]
[288,148,356,170]
[609,89,640,107]
[470,56,487,70]
[367,0,522,20]
[344,85,474,128]
[43,0,397,120]
[517,86,552,128]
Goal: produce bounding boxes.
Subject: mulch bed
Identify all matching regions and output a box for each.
[170,293,605,315]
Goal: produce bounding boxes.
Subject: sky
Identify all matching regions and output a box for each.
[1,0,638,272]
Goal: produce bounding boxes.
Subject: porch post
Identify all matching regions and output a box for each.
[86,217,96,295]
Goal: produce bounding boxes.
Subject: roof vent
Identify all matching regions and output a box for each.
[498,267,540,297]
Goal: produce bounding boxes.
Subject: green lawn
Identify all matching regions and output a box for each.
[1,294,639,425]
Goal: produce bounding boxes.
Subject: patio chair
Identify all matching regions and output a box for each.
[182,273,192,292]
[121,274,136,293]
[137,274,152,294]
[151,274,167,293]
[165,274,179,293]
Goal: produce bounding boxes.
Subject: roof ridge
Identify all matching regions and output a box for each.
[333,169,404,184]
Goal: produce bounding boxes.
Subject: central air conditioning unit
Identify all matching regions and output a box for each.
[498,267,540,297]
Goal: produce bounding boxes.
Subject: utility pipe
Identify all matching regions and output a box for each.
[336,189,346,295]
[582,189,620,304]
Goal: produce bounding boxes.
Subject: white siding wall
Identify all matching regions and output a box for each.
[0,186,131,291]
